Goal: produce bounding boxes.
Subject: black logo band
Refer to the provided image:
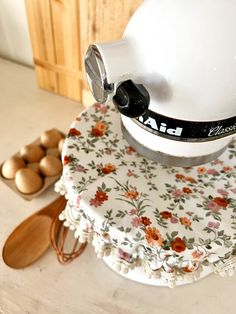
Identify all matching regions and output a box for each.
[133,110,236,142]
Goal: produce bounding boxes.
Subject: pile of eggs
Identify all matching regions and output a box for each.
[1,129,65,195]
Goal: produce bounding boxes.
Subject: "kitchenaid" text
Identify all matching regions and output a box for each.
[138,116,183,136]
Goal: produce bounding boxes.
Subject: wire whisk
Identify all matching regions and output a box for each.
[50,214,87,264]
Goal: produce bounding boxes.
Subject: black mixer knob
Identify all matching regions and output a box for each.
[113,80,150,118]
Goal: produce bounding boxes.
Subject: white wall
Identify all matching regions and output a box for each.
[0,0,33,66]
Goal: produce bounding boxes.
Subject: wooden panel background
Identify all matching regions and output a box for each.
[25,0,143,103]
[25,0,58,94]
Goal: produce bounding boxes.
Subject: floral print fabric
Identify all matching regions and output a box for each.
[57,103,236,279]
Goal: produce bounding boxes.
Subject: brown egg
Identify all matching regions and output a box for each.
[39,155,62,176]
[20,144,45,162]
[46,147,60,158]
[40,129,63,148]
[1,156,26,179]
[15,168,43,194]
[58,138,65,153]
[27,162,40,174]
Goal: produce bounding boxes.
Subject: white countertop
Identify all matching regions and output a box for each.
[0,58,235,314]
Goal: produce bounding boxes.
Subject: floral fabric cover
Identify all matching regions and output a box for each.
[56,103,236,286]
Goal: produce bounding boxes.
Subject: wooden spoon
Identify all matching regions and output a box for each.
[2,196,67,269]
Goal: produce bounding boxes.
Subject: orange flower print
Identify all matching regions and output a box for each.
[145,227,164,246]
[101,163,116,174]
[182,266,194,273]
[223,166,233,172]
[126,146,136,155]
[185,176,197,183]
[102,232,110,240]
[179,217,192,227]
[95,191,108,202]
[90,190,109,207]
[91,121,107,137]
[68,128,81,136]
[182,187,192,194]
[141,216,152,226]
[124,190,139,200]
[213,197,229,208]
[160,211,172,219]
[191,250,204,260]
[63,155,72,165]
[197,166,207,175]
[170,237,186,253]
[175,174,185,180]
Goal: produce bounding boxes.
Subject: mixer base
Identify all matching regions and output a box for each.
[121,120,228,167]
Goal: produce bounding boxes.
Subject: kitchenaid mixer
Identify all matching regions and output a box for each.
[85,0,236,166]
[57,0,236,287]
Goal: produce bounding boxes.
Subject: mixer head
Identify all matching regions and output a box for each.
[85,0,236,166]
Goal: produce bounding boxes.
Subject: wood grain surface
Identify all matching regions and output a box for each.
[25,0,58,93]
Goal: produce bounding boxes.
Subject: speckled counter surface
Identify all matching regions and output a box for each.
[0,58,236,314]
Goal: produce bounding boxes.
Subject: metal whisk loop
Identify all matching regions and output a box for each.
[50,214,87,264]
